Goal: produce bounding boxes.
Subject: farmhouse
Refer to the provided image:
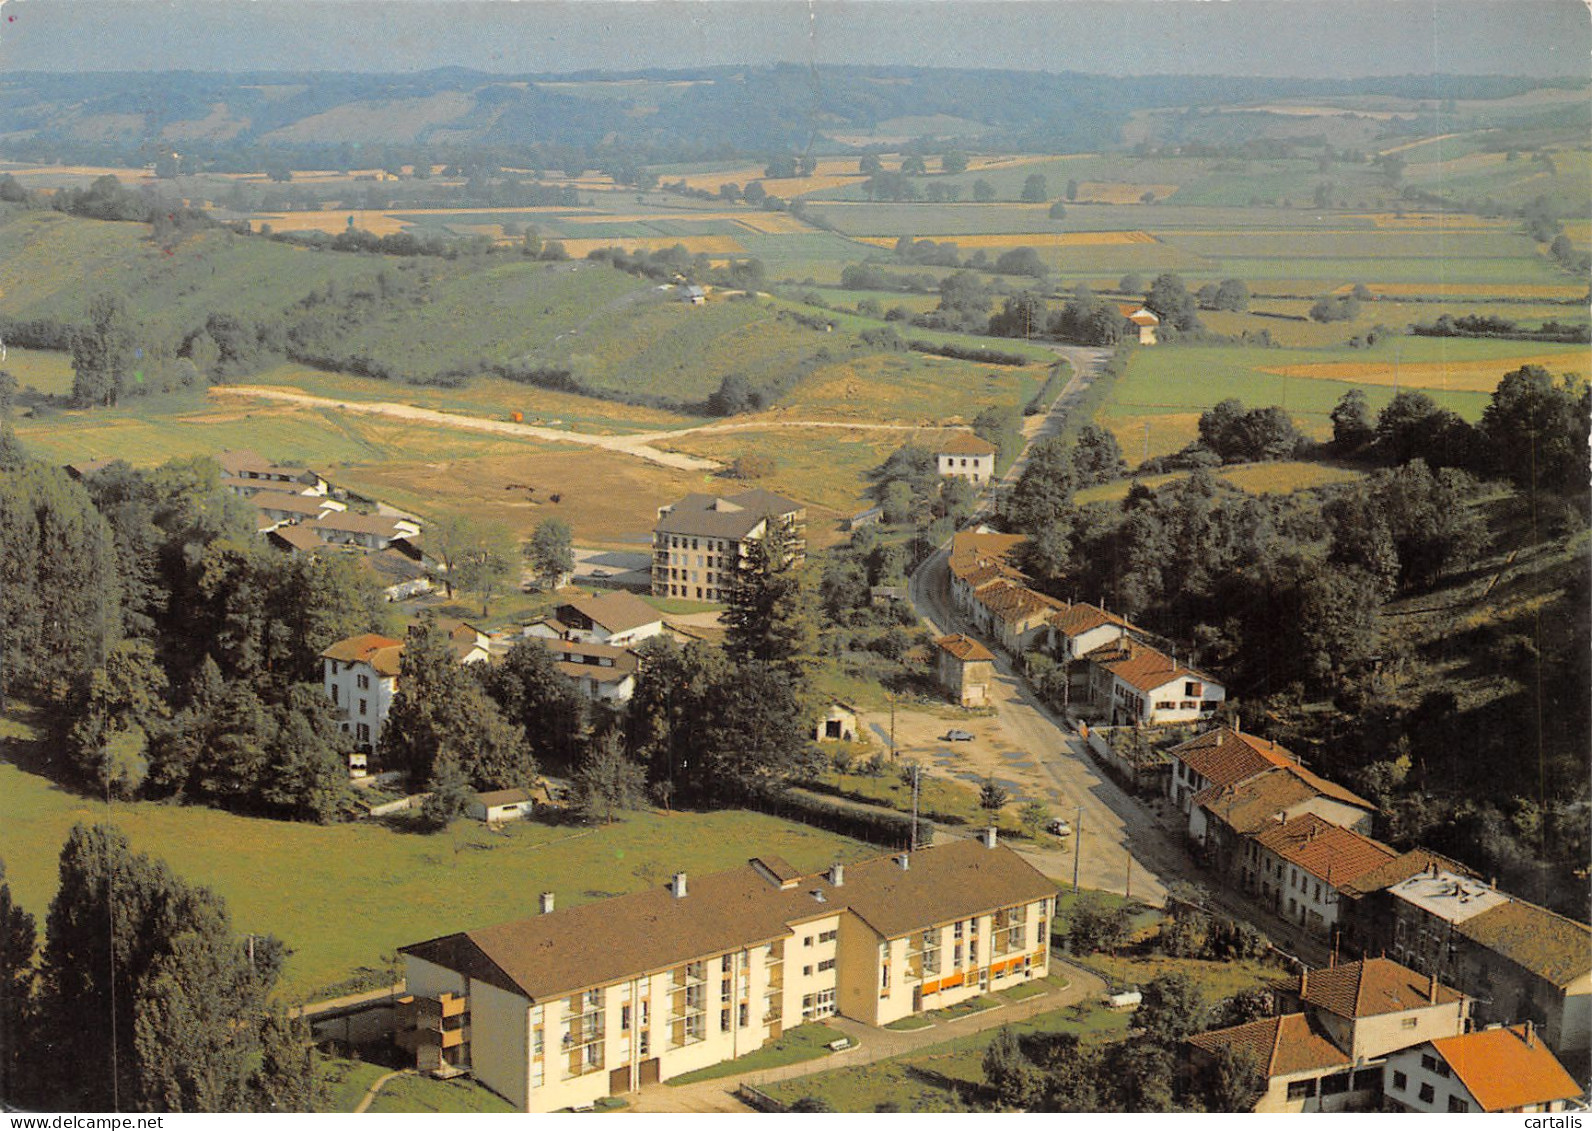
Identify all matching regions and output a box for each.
[1244,813,1398,939]
[935,633,995,707]
[1188,763,1378,877]
[356,547,436,602]
[946,529,1027,615]
[650,489,806,602]
[395,834,1056,1111]
[538,638,641,704]
[1045,601,1136,664]
[1083,635,1225,725]
[250,489,344,527]
[1382,1024,1583,1113]
[1165,726,1297,814]
[1184,958,1470,1114]
[1119,304,1160,345]
[935,433,998,484]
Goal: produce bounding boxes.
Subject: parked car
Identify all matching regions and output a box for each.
[588,568,611,579]
[943,729,975,742]
[1046,818,1073,837]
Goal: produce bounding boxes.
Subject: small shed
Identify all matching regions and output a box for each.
[467,787,537,824]
[813,701,860,743]
[681,284,707,305]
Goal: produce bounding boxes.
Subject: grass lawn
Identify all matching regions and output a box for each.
[318,1056,389,1112]
[1000,980,1050,1002]
[1072,460,1366,505]
[884,1014,936,1031]
[3,347,77,397]
[935,994,1002,1020]
[802,769,1038,842]
[665,1023,846,1086]
[1083,953,1282,1003]
[765,998,1133,1112]
[0,707,871,1002]
[364,1071,516,1113]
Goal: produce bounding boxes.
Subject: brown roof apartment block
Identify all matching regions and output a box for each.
[1253,813,1398,889]
[653,489,803,541]
[400,838,1056,1005]
[1269,957,1465,1019]
[1170,726,1297,789]
[559,591,661,635]
[936,633,996,663]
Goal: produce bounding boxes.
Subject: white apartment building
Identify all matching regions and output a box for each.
[319,633,403,776]
[396,834,1056,1111]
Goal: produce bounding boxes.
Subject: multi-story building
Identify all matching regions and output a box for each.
[1336,857,1592,1057]
[1184,958,1470,1114]
[395,834,1055,1111]
[934,634,996,707]
[523,592,664,649]
[319,633,403,775]
[650,489,805,603]
[1188,762,1378,878]
[935,434,997,484]
[1245,813,1397,940]
[1084,635,1225,725]
[1164,726,1296,814]
[216,448,330,495]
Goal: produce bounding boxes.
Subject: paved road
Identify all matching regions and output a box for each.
[627,960,1106,1113]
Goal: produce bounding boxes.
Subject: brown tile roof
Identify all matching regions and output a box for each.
[958,561,1023,592]
[541,639,640,683]
[1456,900,1592,988]
[1047,602,1132,638]
[1270,957,1464,1019]
[936,633,995,662]
[938,433,997,457]
[1252,813,1397,888]
[1170,727,1297,789]
[311,511,413,538]
[978,581,1066,626]
[358,548,430,585]
[1430,1025,1584,1111]
[217,449,314,480]
[320,632,404,676]
[400,839,1055,1004]
[1193,764,1375,835]
[475,787,535,808]
[1336,848,1477,899]
[251,490,332,516]
[559,591,662,635]
[947,530,1026,579]
[654,490,802,540]
[1086,638,1217,696]
[1188,1013,1350,1079]
[266,524,325,554]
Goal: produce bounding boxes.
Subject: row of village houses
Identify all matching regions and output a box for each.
[928,528,1592,1090]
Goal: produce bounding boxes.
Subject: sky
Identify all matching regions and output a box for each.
[0,0,1587,77]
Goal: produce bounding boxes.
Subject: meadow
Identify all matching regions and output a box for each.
[0,708,870,1002]
[1072,460,1366,505]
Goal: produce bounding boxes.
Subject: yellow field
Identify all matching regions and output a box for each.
[672,158,866,196]
[1332,282,1587,299]
[853,230,1156,249]
[2,164,149,178]
[252,209,411,235]
[1076,181,1179,203]
[1099,412,1208,464]
[1,347,76,396]
[551,235,747,258]
[1262,351,1591,393]
[1378,132,1465,155]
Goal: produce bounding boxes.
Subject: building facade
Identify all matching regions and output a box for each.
[650,490,806,603]
[319,633,403,775]
[935,434,997,483]
[395,836,1055,1112]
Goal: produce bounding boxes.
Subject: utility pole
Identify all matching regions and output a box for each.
[889,693,897,761]
[1072,804,1083,891]
[1125,856,1132,900]
[910,764,922,852]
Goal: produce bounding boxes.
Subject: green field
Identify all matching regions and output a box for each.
[365,1071,516,1113]
[666,1023,845,1086]
[0,708,870,1002]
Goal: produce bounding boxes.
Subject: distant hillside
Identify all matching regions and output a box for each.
[0,66,1580,170]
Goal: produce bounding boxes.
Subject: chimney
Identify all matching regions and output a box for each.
[1525,1020,1535,1048]
[828,863,845,887]
[671,872,688,899]
[895,852,911,871]
[1300,969,1308,997]
[1428,972,1438,1004]
[982,827,998,849]
[539,891,555,915]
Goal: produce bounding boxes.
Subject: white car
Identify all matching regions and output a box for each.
[1046,818,1073,837]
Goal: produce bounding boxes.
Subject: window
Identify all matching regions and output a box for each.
[970,940,979,963]
[1418,1083,1434,1104]
[620,1005,631,1032]
[1352,1069,1381,1092]
[818,930,837,944]
[1391,1071,1407,1092]
[802,965,813,977]
[954,921,964,940]
[639,1031,650,1056]
[953,944,963,967]
[1321,1073,1349,1096]
[1401,1017,1418,1029]
[804,936,814,947]
[640,1000,649,1026]
[1447,1096,1468,1113]
[1420,1054,1438,1072]
[817,958,835,973]
[358,698,368,716]
[739,1003,749,1028]
[331,685,339,704]
[357,673,370,690]
[1286,1079,1317,1100]
[533,1027,544,1056]
[721,1008,731,1033]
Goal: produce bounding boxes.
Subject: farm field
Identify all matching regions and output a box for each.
[1094,338,1582,464]
[0,708,871,1002]
[2,346,77,396]
[766,351,1043,425]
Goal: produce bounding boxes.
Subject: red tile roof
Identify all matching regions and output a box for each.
[1047,602,1132,638]
[978,581,1065,626]
[1270,957,1464,1019]
[1430,1025,1583,1112]
[320,632,404,677]
[1192,764,1376,834]
[1188,1013,1350,1079]
[1252,813,1397,889]
[1086,637,1216,695]
[936,633,995,662]
[947,530,1026,579]
[1170,727,1297,788]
